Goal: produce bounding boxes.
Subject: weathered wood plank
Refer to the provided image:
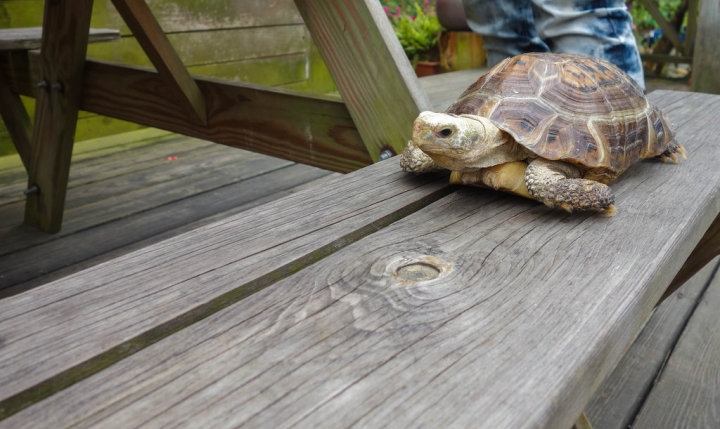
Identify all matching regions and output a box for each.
[186,54,309,87]
[0,145,293,257]
[0,93,720,428]
[23,0,94,232]
[0,133,202,209]
[1,57,372,173]
[0,161,331,291]
[632,261,720,428]
[662,210,720,301]
[585,258,719,429]
[0,90,717,426]
[439,31,486,72]
[691,0,720,94]
[295,0,431,160]
[0,27,120,51]
[0,65,31,171]
[86,25,309,68]
[640,53,693,64]
[0,172,342,298]
[0,159,452,417]
[110,0,207,126]
[684,0,699,58]
[0,128,171,175]
[0,0,305,35]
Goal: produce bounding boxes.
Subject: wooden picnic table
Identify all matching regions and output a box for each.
[3,2,720,426]
[1,88,720,428]
[0,0,423,233]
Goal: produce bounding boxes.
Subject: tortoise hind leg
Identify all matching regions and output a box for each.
[656,141,687,164]
[525,159,616,215]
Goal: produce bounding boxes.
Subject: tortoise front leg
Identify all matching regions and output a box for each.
[400,140,445,173]
[525,159,616,215]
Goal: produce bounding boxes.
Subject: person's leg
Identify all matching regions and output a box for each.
[531,0,645,88]
[463,0,549,67]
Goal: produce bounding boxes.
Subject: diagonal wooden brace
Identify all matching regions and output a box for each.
[661,211,720,302]
[110,0,207,126]
[294,0,431,162]
[0,57,32,172]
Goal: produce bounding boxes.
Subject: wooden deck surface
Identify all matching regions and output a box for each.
[0,128,340,297]
[0,70,711,428]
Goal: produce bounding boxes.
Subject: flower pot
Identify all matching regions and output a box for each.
[415,61,441,77]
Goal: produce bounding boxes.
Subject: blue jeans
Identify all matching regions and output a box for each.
[463,0,645,88]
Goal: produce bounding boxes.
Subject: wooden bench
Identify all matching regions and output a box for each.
[1,88,720,428]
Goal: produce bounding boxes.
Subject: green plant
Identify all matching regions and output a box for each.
[628,0,683,33]
[383,1,444,62]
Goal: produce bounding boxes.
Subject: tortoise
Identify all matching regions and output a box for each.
[400,53,686,215]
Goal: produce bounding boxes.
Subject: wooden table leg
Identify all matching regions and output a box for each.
[24,0,94,232]
[661,211,720,302]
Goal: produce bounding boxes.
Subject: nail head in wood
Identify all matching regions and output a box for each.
[23,186,39,196]
[37,80,49,89]
[51,81,64,92]
[378,148,395,161]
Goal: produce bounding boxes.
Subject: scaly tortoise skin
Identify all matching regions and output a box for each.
[401,53,686,215]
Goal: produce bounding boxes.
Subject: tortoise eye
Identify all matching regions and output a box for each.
[437,128,454,138]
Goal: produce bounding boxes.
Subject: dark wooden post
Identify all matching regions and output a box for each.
[24,0,94,232]
[691,0,720,94]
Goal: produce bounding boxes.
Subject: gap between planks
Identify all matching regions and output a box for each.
[0,160,455,419]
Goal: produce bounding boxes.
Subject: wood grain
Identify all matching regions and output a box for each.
[0,159,452,417]
[0,171,342,299]
[0,0,305,35]
[662,211,720,301]
[438,31,486,72]
[295,0,431,160]
[1,56,373,173]
[0,90,718,427]
[110,0,206,126]
[0,131,182,206]
[0,142,292,257]
[0,162,331,290]
[691,0,720,94]
[633,261,720,428]
[585,258,719,429]
[0,27,120,51]
[0,65,31,171]
[23,0,94,232]
[86,25,309,68]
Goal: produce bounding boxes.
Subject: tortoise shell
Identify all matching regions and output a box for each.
[446,53,676,182]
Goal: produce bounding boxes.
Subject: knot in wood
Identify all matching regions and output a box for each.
[396,263,441,282]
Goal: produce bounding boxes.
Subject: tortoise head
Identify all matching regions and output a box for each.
[412,112,522,171]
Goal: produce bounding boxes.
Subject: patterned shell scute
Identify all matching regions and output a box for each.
[446,53,675,180]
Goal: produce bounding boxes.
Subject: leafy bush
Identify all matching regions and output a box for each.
[381,0,444,62]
